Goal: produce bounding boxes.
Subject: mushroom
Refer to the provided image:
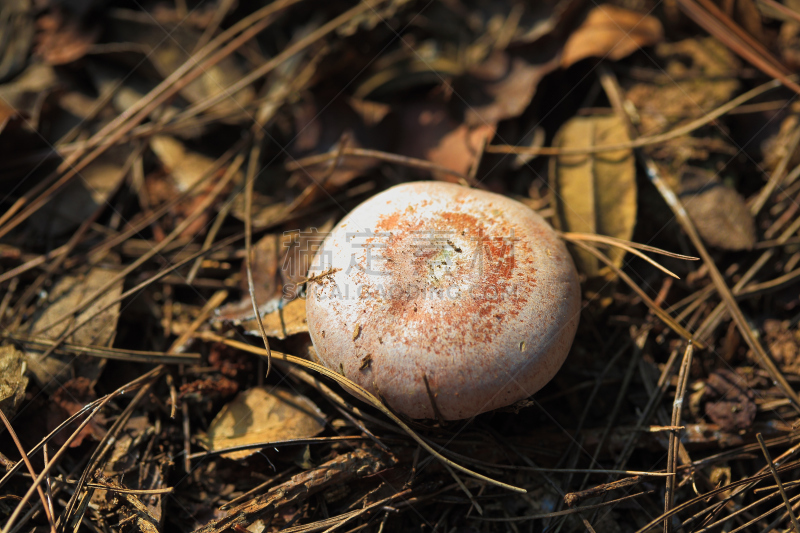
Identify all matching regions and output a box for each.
[306,181,580,420]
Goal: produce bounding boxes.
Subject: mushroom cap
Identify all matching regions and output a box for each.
[306,181,580,420]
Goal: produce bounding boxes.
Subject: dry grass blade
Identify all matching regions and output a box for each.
[559,232,698,279]
[634,460,800,532]
[32,232,245,362]
[168,290,229,354]
[174,0,388,122]
[286,147,470,182]
[750,125,800,216]
[1,367,164,533]
[58,370,164,530]
[187,436,371,460]
[0,2,293,240]
[664,343,693,533]
[473,491,654,521]
[32,150,246,341]
[0,410,56,533]
[674,0,800,95]
[2,333,201,364]
[596,65,800,412]
[485,77,789,156]
[644,158,800,411]
[563,237,702,347]
[244,138,272,379]
[756,432,800,532]
[195,332,527,494]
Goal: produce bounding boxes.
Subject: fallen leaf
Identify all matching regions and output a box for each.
[561,4,663,68]
[0,344,29,418]
[396,101,495,182]
[679,170,756,251]
[240,297,309,339]
[0,62,57,125]
[550,113,637,276]
[623,37,741,179]
[34,8,99,65]
[215,222,333,326]
[229,190,287,230]
[21,266,124,393]
[763,319,800,370]
[460,49,561,126]
[28,146,130,238]
[702,369,757,432]
[626,37,740,138]
[150,135,236,193]
[0,0,34,82]
[47,377,106,447]
[291,97,392,190]
[200,386,326,460]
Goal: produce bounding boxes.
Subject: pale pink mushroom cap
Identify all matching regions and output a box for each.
[306,181,580,420]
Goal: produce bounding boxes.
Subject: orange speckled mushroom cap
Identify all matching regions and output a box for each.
[306,181,580,420]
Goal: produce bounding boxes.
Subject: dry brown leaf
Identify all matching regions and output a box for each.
[215,222,333,326]
[291,97,392,191]
[679,170,756,251]
[34,9,99,65]
[201,386,325,460]
[47,377,106,447]
[150,136,237,193]
[0,344,28,418]
[561,4,663,68]
[623,38,741,178]
[0,0,34,82]
[397,101,496,182]
[550,113,637,276]
[229,190,287,231]
[461,49,561,126]
[626,38,740,137]
[702,369,757,432]
[28,146,129,238]
[0,62,57,125]
[21,266,124,393]
[240,298,308,339]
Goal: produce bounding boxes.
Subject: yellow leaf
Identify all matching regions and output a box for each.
[201,386,325,460]
[550,114,637,277]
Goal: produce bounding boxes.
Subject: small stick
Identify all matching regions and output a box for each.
[565,476,645,508]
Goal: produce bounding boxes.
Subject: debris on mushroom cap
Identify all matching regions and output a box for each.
[305,181,581,420]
